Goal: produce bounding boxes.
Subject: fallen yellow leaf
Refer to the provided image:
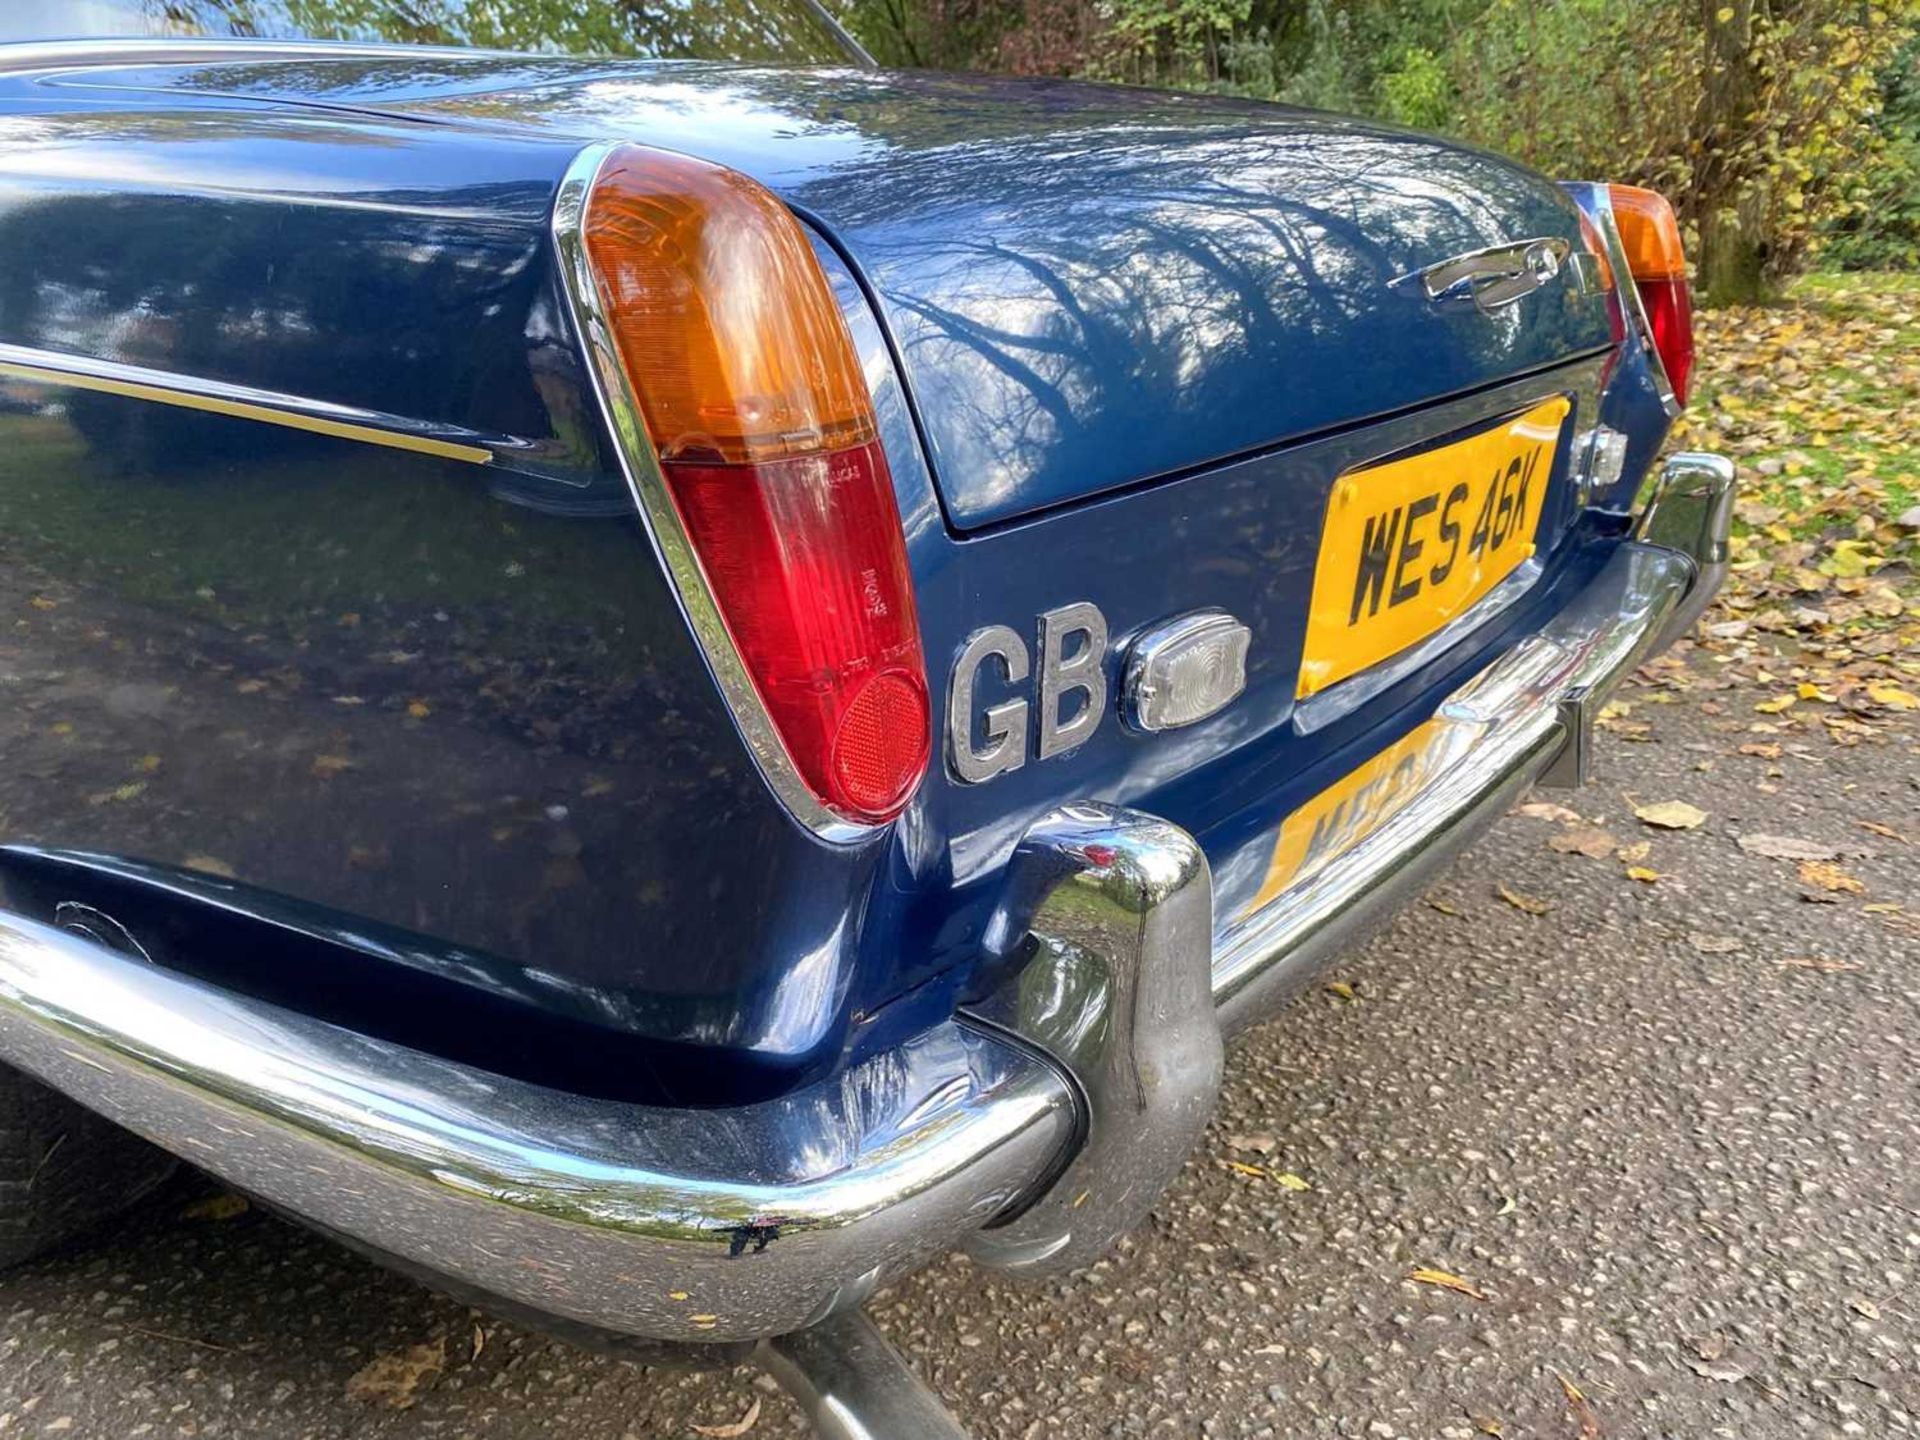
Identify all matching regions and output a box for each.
[1409,1267,1489,1300]
[181,1192,249,1222]
[1867,682,1919,710]
[1797,859,1865,894]
[1496,885,1551,915]
[1625,866,1662,883]
[1634,799,1708,830]
[345,1340,445,1411]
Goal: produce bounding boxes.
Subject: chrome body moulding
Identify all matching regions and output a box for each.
[0,454,1730,1349]
[0,913,1077,1344]
[963,806,1222,1275]
[1396,235,1574,312]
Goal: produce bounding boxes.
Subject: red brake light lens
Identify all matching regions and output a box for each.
[1606,184,1695,407]
[583,145,930,824]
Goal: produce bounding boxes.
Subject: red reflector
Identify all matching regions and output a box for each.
[1635,275,1694,409]
[663,439,930,823]
[831,669,931,816]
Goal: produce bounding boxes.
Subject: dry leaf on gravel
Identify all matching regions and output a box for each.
[1797,860,1866,894]
[1624,866,1662,883]
[1867,682,1918,710]
[1225,1132,1277,1155]
[1685,1336,1752,1384]
[1549,826,1617,858]
[1634,800,1708,830]
[1737,834,1841,861]
[1409,1267,1489,1300]
[1496,885,1551,915]
[690,1399,762,1438]
[1554,1372,1602,1440]
[1686,1354,1751,1383]
[1514,800,1583,824]
[1688,934,1743,954]
[1325,980,1358,1000]
[1273,1172,1312,1192]
[180,1192,249,1222]
[346,1341,445,1410]
[1858,820,1909,845]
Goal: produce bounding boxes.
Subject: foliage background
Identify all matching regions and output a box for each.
[847,0,1920,300]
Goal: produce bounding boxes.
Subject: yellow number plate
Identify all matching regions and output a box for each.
[1241,717,1469,918]
[1297,397,1569,698]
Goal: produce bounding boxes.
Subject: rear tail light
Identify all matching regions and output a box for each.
[580,145,930,824]
[1605,184,1694,407]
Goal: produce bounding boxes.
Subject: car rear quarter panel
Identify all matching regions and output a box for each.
[0,94,895,1099]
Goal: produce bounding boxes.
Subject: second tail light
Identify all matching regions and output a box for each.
[1606,183,1695,408]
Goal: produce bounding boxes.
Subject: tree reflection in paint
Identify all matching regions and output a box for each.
[1,0,856,66]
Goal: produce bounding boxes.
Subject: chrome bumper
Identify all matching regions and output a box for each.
[0,454,1732,1344]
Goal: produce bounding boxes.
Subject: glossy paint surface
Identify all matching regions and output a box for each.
[0,51,1672,1096]
[30,57,1617,527]
[0,83,896,1098]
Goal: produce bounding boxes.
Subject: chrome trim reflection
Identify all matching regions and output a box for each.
[947,624,1031,785]
[0,912,1077,1343]
[1398,236,1572,313]
[0,37,513,73]
[1034,602,1109,761]
[550,144,873,843]
[964,805,1220,1275]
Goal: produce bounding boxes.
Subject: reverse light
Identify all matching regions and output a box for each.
[1606,183,1694,407]
[582,145,930,824]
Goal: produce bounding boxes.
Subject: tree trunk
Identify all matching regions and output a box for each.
[1692,0,1780,305]
[1698,209,1771,307]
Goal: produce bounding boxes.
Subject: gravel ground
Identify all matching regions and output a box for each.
[0,692,1912,1440]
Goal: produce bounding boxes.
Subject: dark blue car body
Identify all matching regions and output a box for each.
[0,36,1725,1401]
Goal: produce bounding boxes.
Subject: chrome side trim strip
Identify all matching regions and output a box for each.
[0,346,498,465]
[0,911,1077,1344]
[549,143,872,844]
